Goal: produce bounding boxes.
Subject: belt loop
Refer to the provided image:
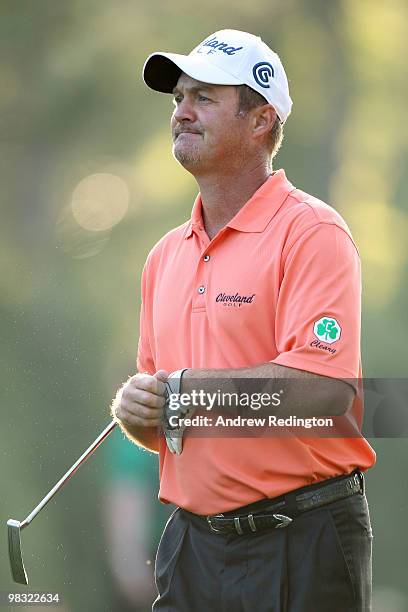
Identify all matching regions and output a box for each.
[283,490,298,518]
[247,514,257,532]
[357,470,365,495]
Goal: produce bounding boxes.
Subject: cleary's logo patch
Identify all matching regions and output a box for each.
[313,317,341,344]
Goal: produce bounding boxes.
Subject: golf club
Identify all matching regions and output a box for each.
[7,419,117,584]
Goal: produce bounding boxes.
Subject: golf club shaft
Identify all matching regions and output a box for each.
[20,420,117,529]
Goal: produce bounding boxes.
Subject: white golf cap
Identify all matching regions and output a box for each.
[143,29,293,123]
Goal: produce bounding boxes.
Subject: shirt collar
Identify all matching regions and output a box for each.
[183,169,296,239]
[183,192,202,239]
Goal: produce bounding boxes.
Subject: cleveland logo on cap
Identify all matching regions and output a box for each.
[198,36,243,56]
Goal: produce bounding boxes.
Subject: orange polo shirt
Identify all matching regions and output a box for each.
[137,169,376,515]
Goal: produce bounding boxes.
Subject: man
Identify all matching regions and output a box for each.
[113,30,375,611]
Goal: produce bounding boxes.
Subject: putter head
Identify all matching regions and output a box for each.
[7,519,28,585]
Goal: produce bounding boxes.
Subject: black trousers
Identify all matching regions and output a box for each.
[153,491,373,612]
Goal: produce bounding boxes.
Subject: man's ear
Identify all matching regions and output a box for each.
[251,104,276,140]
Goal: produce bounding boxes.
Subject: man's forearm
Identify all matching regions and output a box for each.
[116,420,159,453]
[181,362,354,418]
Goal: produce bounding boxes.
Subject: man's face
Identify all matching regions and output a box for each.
[171,73,251,173]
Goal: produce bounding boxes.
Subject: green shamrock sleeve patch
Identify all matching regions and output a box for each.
[313,316,341,344]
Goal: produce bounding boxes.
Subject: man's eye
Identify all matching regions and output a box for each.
[198,95,209,102]
[173,96,182,104]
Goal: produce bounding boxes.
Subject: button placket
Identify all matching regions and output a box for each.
[198,249,212,296]
[192,229,216,309]
[191,240,208,309]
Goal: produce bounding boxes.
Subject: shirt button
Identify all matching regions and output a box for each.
[198,286,205,294]
[203,255,210,262]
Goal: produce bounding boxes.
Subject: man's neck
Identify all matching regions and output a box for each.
[195,162,272,240]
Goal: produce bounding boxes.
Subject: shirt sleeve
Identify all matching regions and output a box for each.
[136,260,156,375]
[271,222,361,380]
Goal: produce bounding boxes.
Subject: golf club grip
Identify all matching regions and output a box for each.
[21,420,117,528]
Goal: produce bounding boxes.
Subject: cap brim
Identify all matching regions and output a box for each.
[143,52,243,93]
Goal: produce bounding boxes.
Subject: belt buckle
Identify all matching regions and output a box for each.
[207,513,257,535]
[236,512,292,535]
[237,512,292,534]
[206,514,224,533]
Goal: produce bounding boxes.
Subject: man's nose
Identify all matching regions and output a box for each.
[173,97,196,123]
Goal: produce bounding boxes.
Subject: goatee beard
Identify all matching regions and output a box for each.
[173,147,202,167]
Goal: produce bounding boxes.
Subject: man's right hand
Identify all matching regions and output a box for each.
[113,370,169,429]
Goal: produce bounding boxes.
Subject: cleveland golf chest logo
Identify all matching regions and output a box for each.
[216,292,256,307]
[198,37,243,55]
[253,62,275,88]
[310,316,341,355]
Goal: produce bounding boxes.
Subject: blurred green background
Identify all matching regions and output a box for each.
[1,1,407,610]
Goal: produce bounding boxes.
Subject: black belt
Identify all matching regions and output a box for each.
[186,470,365,536]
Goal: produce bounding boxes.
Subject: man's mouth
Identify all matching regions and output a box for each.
[174,130,202,140]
